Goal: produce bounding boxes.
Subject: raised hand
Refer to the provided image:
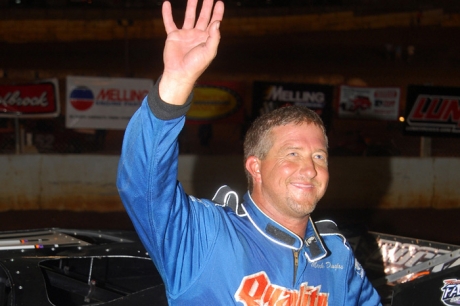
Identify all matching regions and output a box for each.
[159,0,224,105]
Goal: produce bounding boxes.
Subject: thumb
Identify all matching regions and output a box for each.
[206,21,221,57]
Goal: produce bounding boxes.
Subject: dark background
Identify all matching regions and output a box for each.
[1,0,460,246]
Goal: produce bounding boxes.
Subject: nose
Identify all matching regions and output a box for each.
[299,157,317,179]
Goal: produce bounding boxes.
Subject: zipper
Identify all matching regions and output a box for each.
[293,249,299,286]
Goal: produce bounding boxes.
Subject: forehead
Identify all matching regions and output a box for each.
[269,122,327,148]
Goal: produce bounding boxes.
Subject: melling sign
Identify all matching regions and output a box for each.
[0,79,60,118]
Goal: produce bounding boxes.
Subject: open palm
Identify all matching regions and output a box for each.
[162,0,224,85]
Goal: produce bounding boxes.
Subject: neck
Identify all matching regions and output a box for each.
[250,192,310,238]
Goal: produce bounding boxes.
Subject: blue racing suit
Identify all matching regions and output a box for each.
[116,80,382,306]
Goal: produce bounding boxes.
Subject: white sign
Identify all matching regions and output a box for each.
[338,85,400,120]
[66,76,153,130]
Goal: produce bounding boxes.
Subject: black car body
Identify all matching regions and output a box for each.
[1,227,460,306]
[0,228,167,306]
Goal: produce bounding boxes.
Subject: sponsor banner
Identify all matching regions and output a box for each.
[441,278,460,306]
[252,81,334,128]
[0,79,60,118]
[187,81,245,124]
[66,76,153,130]
[338,85,400,120]
[405,85,460,136]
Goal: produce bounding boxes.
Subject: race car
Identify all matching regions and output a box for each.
[1,226,459,305]
[345,228,460,306]
[0,228,167,305]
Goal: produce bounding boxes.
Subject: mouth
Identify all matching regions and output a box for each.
[290,182,315,190]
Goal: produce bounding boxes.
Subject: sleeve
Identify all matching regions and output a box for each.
[116,79,222,297]
[347,254,382,306]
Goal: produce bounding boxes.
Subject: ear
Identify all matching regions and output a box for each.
[245,156,261,183]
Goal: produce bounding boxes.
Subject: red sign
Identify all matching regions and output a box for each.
[405,85,460,136]
[0,80,60,118]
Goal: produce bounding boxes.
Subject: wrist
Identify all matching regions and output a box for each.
[159,73,196,106]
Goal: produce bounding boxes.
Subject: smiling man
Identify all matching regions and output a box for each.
[116,0,382,305]
[245,111,329,237]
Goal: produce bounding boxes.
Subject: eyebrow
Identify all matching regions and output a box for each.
[281,146,328,154]
[316,149,329,157]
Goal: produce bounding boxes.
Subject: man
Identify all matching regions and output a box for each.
[116,0,382,304]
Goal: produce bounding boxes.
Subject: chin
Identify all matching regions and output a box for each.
[290,201,317,217]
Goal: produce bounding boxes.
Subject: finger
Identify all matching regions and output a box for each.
[204,20,222,58]
[182,0,198,30]
[162,1,178,34]
[208,1,224,27]
[195,0,214,31]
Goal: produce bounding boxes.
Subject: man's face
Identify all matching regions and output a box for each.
[251,122,329,222]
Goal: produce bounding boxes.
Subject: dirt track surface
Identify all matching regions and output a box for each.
[1,208,459,246]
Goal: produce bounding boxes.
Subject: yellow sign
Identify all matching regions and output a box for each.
[188,86,241,120]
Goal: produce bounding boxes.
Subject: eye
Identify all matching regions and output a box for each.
[314,153,327,161]
[288,152,298,157]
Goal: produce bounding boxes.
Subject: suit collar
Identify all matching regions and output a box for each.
[242,192,328,262]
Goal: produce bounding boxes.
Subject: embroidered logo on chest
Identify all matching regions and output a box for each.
[235,271,329,306]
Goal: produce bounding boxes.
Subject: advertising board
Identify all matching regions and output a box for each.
[252,81,334,128]
[186,81,245,124]
[338,85,400,120]
[0,79,60,118]
[405,85,460,136]
[66,76,153,130]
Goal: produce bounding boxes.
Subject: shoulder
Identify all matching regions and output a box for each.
[314,219,341,236]
[314,219,352,252]
[211,185,244,215]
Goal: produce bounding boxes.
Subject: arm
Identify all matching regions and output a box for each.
[348,257,382,306]
[117,0,225,296]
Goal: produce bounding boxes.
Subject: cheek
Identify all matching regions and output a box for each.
[318,167,329,184]
[276,162,298,177]
[261,162,294,184]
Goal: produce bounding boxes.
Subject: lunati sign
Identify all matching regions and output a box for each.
[405,85,460,136]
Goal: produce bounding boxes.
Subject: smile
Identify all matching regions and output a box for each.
[290,182,315,189]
